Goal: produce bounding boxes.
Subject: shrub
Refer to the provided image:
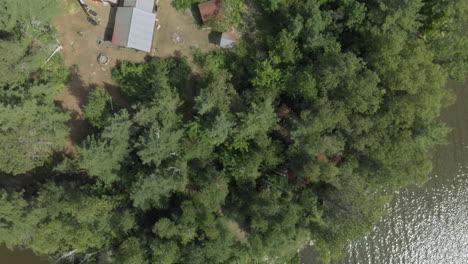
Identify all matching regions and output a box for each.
[83,87,112,128]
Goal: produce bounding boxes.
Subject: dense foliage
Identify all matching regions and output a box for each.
[83,87,113,129]
[0,0,69,175]
[0,0,467,264]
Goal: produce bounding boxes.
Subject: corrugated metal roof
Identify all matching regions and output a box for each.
[112,7,156,52]
[123,0,154,12]
[123,0,136,6]
[136,0,154,12]
[112,7,133,47]
[127,8,156,52]
[220,32,236,48]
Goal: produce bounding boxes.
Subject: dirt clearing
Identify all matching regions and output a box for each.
[54,0,216,148]
[153,0,216,61]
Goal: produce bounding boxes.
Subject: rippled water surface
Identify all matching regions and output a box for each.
[331,80,468,264]
[338,171,467,264]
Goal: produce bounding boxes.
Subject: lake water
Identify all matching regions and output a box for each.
[1,81,467,264]
[330,79,468,264]
[0,246,48,264]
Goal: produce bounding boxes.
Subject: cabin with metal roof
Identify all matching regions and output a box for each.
[198,0,223,24]
[111,0,156,52]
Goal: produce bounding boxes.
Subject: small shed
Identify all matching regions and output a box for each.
[220,32,236,48]
[198,0,223,24]
[112,7,156,52]
[122,0,154,12]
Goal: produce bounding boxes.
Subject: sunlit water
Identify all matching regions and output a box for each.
[337,169,467,264]
[328,80,468,264]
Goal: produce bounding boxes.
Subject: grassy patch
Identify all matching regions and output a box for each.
[62,0,81,14]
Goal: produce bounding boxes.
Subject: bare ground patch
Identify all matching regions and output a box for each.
[54,0,216,152]
[229,221,248,243]
[154,0,216,61]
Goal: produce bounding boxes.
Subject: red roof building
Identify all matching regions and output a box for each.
[220,32,237,48]
[198,0,223,24]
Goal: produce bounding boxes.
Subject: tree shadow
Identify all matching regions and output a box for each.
[69,65,94,106]
[53,103,94,146]
[144,55,153,62]
[173,50,183,57]
[103,82,131,110]
[208,31,222,45]
[0,172,18,190]
[0,29,13,40]
[190,4,204,25]
[56,71,130,143]
[0,170,49,197]
[70,112,95,144]
[182,73,201,121]
[54,66,94,144]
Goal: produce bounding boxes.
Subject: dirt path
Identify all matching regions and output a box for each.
[154,0,216,60]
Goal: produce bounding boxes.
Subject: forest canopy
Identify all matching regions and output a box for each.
[0,0,467,264]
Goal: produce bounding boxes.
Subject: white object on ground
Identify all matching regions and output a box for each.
[42,46,63,67]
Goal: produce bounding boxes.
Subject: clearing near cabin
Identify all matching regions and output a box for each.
[54,0,216,147]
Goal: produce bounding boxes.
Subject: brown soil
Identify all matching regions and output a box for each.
[53,0,216,152]
[154,0,216,62]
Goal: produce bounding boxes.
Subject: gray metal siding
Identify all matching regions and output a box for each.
[135,0,154,12]
[220,33,235,48]
[123,0,137,6]
[112,7,133,47]
[127,8,156,52]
